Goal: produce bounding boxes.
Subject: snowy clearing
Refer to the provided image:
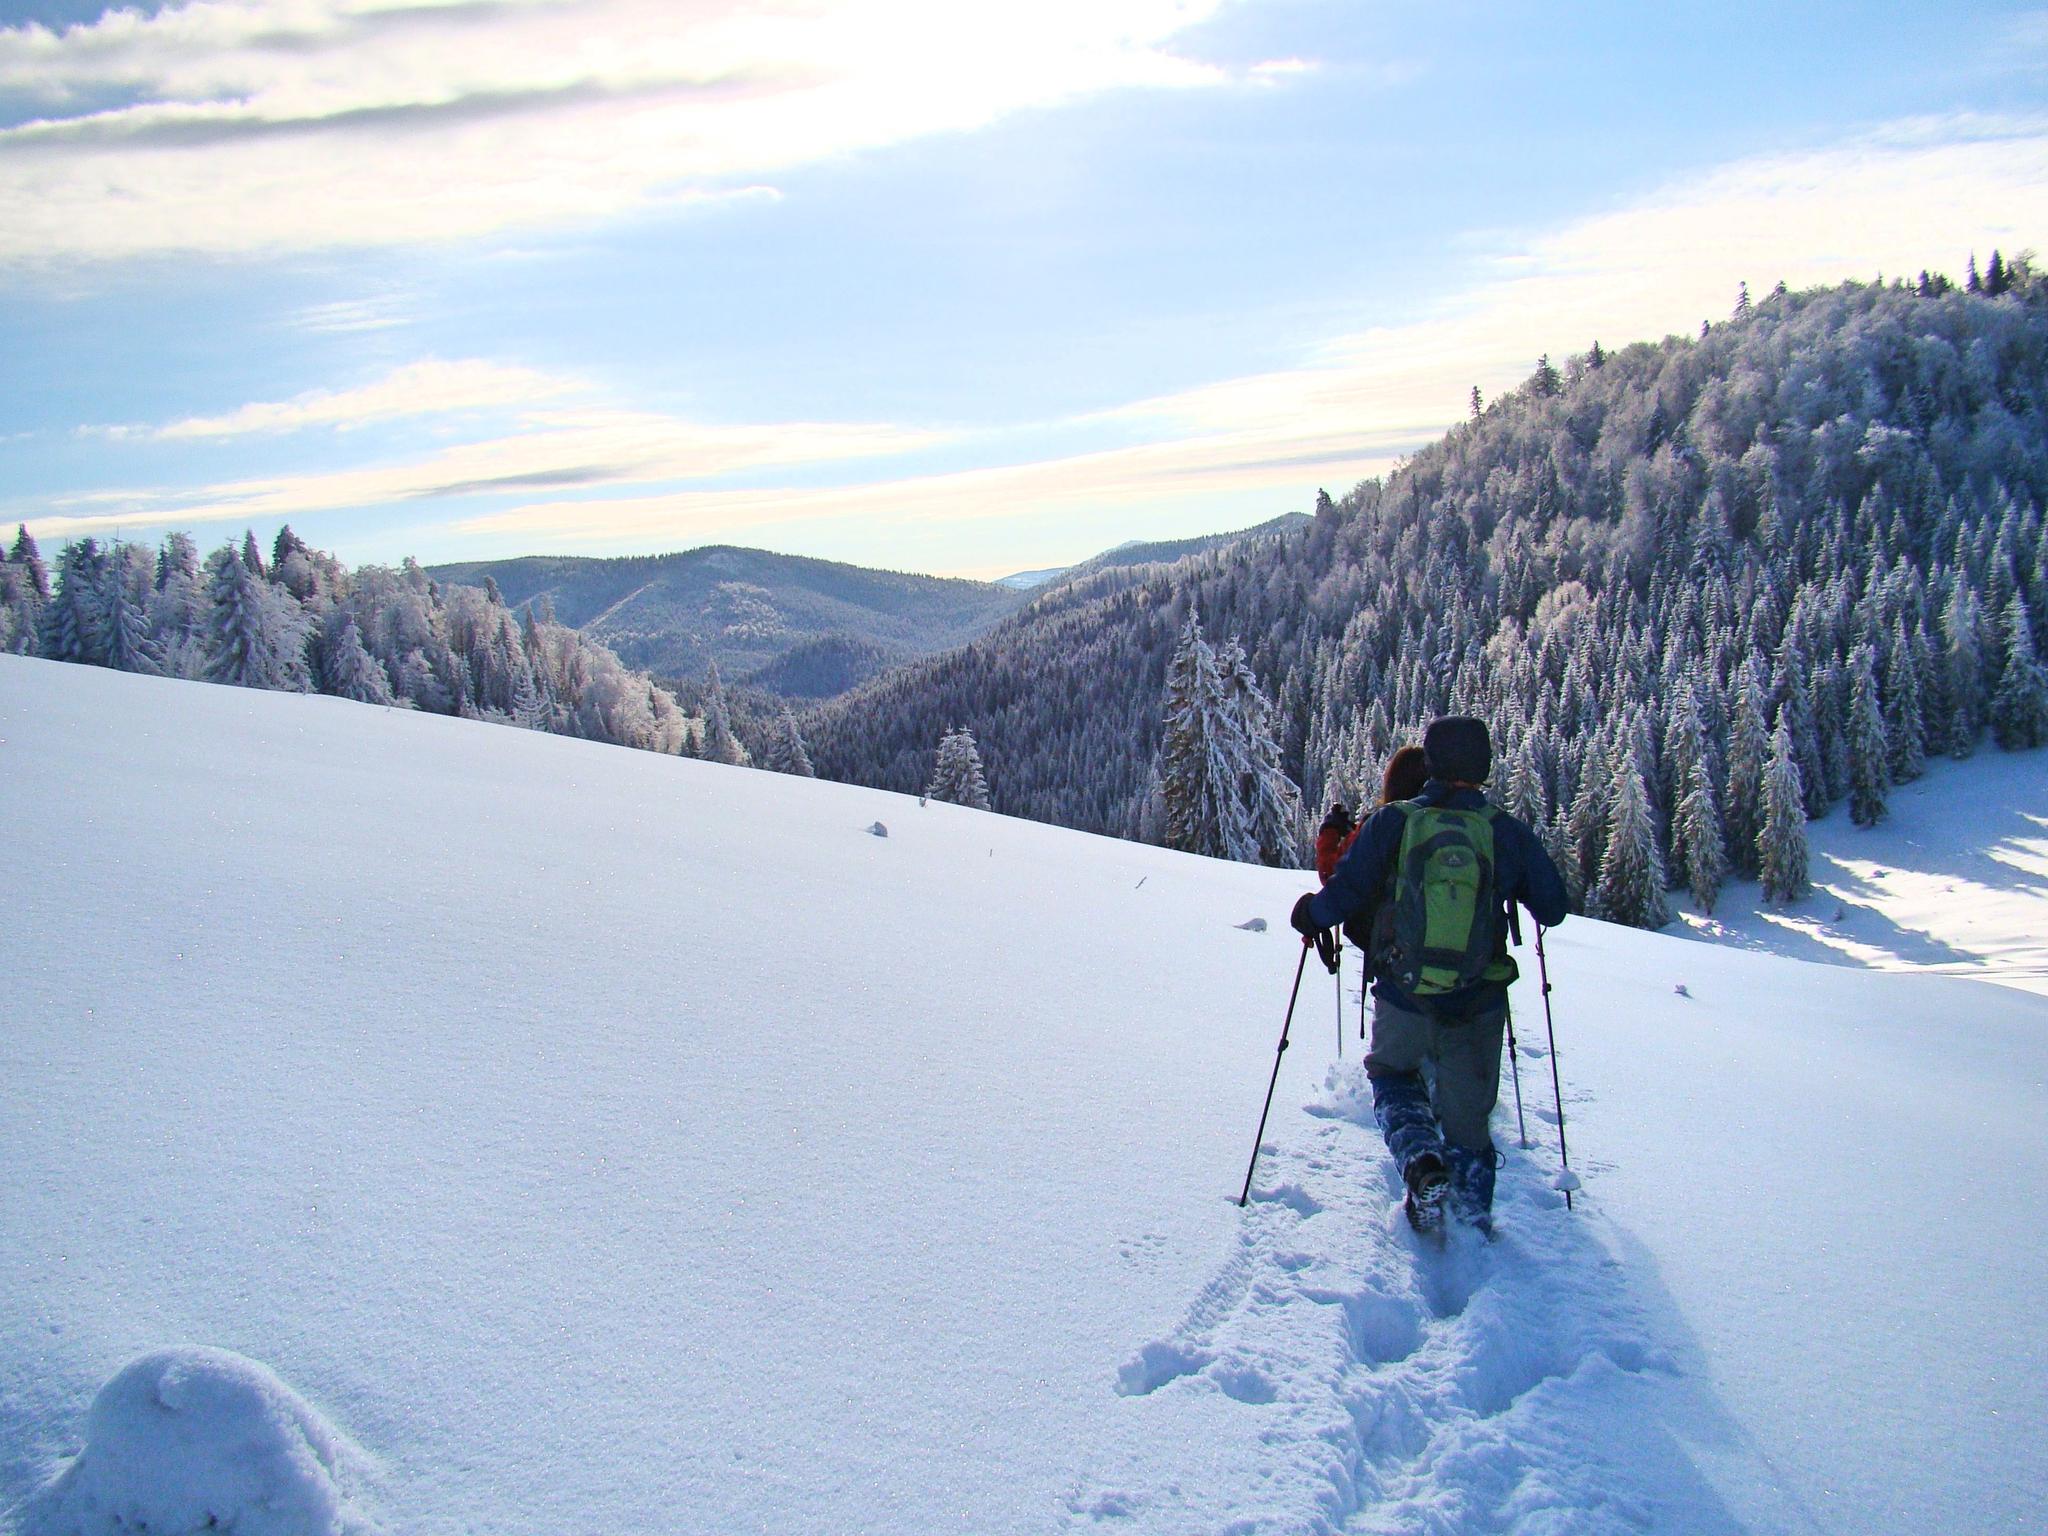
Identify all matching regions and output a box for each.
[1676,748,2048,996]
[2,654,2045,1534]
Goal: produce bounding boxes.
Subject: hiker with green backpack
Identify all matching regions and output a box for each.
[1290,717,1568,1235]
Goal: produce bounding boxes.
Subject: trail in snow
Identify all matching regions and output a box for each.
[1066,1000,1815,1536]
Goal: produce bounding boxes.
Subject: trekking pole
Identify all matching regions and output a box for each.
[1239,938,1312,1207]
[1334,940,1343,1059]
[1503,908,1529,1148]
[1535,923,1576,1210]
[1504,1004,1530,1150]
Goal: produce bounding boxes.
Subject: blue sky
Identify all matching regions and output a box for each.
[3,1,2046,579]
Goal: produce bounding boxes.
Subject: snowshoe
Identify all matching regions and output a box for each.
[1402,1151,1450,1235]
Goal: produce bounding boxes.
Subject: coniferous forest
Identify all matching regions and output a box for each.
[805,265,2048,926]
[9,264,2048,930]
[1,528,697,755]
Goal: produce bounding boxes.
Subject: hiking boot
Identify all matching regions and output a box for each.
[1402,1151,1450,1233]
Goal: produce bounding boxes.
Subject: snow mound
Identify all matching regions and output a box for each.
[21,1348,382,1536]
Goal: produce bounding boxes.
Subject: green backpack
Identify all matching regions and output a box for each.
[1376,802,1517,1000]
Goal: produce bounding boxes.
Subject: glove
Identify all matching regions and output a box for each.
[1290,892,1322,939]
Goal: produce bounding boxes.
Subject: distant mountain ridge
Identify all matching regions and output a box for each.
[426,545,1027,695]
[431,518,1308,697]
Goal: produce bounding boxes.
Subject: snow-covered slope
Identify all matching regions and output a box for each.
[3,654,2045,1535]
[1677,750,2048,996]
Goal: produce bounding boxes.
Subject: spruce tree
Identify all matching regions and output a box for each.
[764,710,817,777]
[1216,637,1306,867]
[700,662,751,767]
[1674,757,1728,914]
[39,539,107,666]
[1942,581,1985,758]
[1991,595,2048,750]
[926,727,992,809]
[1724,662,1770,876]
[1846,643,1889,826]
[1883,621,1927,782]
[1591,757,1670,929]
[1759,718,1810,905]
[203,543,310,690]
[10,525,48,601]
[1157,617,1239,859]
[100,564,159,676]
[326,616,395,705]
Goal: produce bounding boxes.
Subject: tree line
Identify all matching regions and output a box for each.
[806,261,2048,927]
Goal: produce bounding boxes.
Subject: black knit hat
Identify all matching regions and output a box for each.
[1423,716,1492,784]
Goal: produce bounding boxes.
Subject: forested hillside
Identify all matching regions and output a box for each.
[807,265,2048,924]
[425,545,1028,694]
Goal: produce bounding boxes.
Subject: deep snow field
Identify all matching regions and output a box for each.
[3,653,2046,1535]
[1677,747,2048,997]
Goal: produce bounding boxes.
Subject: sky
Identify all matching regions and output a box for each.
[2,1,2046,580]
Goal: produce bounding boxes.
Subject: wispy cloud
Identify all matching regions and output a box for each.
[0,0,1238,265]
[93,358,582,440]
[289,294,418,335]
[20,115,2048,562]
[30,404,955,538]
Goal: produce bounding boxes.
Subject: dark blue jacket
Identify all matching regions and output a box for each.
[1307,780,1569,1015]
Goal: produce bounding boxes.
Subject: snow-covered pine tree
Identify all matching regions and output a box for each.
[1759,717,1810,905]
[1215,637,1305,867]
[40,538,107,665]
[1156,616,1241,860]
[10,524,47,601]
[1991,594,2048,750]
[926,726,992,809]
[700,662,751,767]
[1500,744,1545,828]
[99,556,160,675]
[1674,757,1728,914]
[1883,619,1927,783]
[204,543,311,691]
[1591,756,1670,929]
[1724,660,1770,876]
[763,710,817,777]
[1846,643,1889,826]
[326,616,396,705]
[1942,580,1985,758]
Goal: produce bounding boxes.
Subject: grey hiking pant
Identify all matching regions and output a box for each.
[1364,995,1505,1155]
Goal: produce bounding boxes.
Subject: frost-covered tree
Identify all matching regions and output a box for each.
[204,542,310,690]
[1216,636,1305,867]
[1846,643,1889,826]
[700,662,751,767]
[1157,617,1245,859]
[1759,718,1810,905]
[40,538,108,665]
[926,726,992,809]
[1883,621,1926,783]
[1942,580,1985,758]
[325,616,395,705]
[1674,757,1728,914]
[1591,757,1669,929]
[1724,662,1770,876]
[99,545,160,676]
[10,524,48,601]
[763,710,817,777]
[1991,595,2048,750]
[3,524,47,652]
[1155,618,1304,866]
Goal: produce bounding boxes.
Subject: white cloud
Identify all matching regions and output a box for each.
[21,116,2048,562]
[1112,114,2048,440]
[94,358,582,439]
[29,404,954,538]
[0,0,1234,264]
